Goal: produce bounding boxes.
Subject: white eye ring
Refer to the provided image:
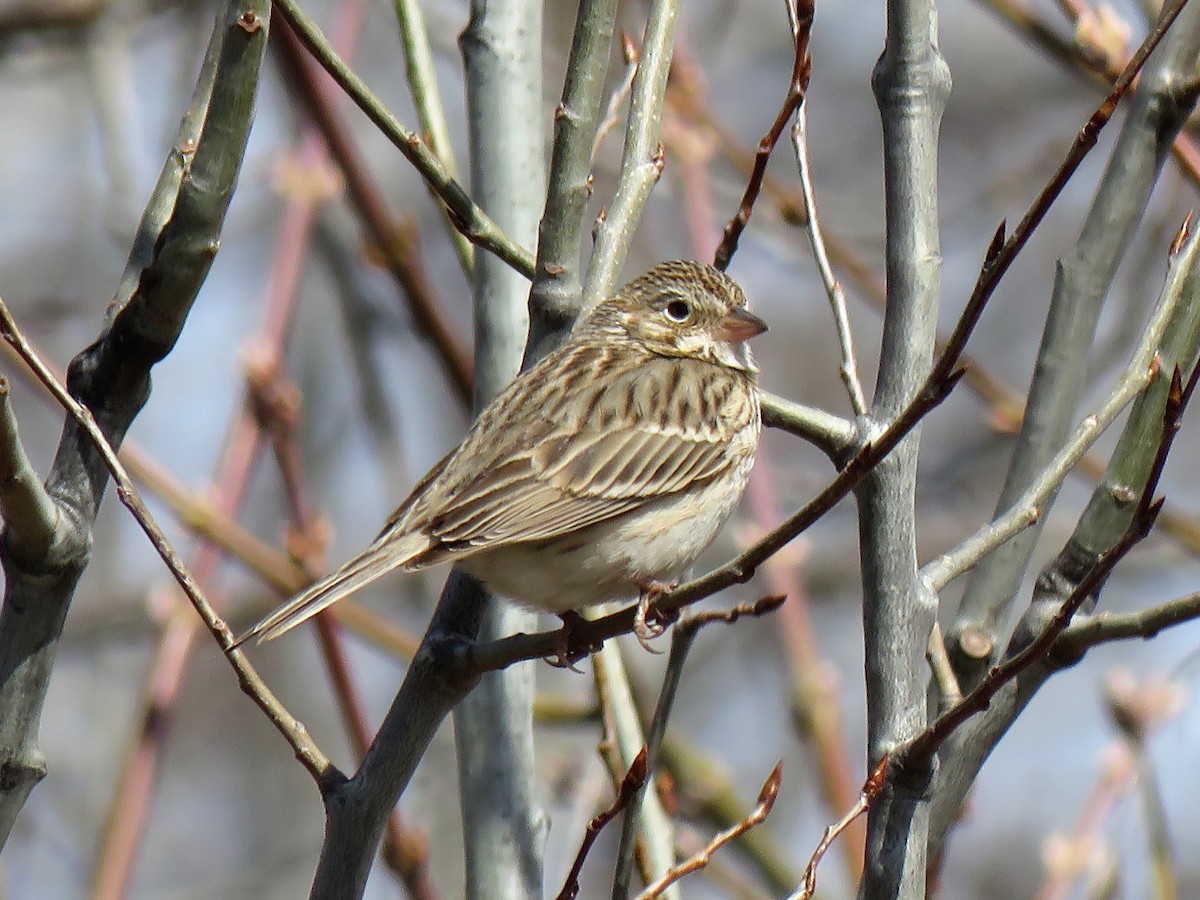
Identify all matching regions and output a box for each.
[664,299,692,322]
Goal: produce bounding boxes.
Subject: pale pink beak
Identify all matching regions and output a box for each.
[714,306,768,343]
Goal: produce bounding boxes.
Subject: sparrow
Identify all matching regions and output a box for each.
[237,260,765,646]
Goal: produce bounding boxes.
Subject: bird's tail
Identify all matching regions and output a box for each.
[234,531,429,646]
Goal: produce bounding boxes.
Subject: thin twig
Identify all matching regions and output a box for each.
[593,32,639,160]
[907,360,1199,764]
[554,749,648,900]
[391,0,474,273]
[927,622,963,707]
[0,298,336,783]
[635,762,783,899]
[611,596,785,897]
[249,348,436,895]
[677,594,788,632]
[1060,590,1200,652]
[712,0,812,271]
[272,15,475,402]
[788,757,888,900]
[271,0,535,278]
[791,101,866,416]
[785,0,865,415]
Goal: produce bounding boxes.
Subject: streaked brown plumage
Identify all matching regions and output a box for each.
[238,260,765,645]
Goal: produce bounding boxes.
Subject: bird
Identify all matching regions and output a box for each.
[236,259,766,648]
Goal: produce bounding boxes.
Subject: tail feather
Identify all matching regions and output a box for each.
[234,531,430,646]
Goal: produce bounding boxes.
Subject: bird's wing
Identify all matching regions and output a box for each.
[237,347,756,644]
[417,350,757,550]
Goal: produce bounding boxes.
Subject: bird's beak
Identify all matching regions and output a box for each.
[714,307,768,343]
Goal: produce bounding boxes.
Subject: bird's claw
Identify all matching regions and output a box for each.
[544,610,589,671]
[633,580,678,653]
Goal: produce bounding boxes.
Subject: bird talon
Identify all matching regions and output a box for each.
[544,610,590,671]
[633,580,677,652]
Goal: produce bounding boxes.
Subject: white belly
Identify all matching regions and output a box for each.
[460,453,754,614]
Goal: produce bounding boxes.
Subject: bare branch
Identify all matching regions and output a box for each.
[0,297,335,782]
[392,0,475,272]
[583,0,681,306]
[0,376,58,556]
[791,101,867,416]
[527,0,619,355]
[611,596,785,896]
[271,0,535,278]
[554,749,648,900]
[1061,591,1200,652]
[788,757,888,900]
[452,1,547,896]
[760,392,857,462]
[712,1,812,271]
[272,18,475,403]
[635,762,783,899]
[0,0,276,848]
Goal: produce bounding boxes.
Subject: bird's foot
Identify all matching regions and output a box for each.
[633,579,678,652]
[544,610,590,672]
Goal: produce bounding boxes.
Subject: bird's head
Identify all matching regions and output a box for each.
[580,260,767,373]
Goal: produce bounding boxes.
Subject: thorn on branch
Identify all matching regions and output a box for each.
[237,9,263,34]
[1169,210,1193,256]
[591,33,640,162]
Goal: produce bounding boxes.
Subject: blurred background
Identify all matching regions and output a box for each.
[1,0,1198,897]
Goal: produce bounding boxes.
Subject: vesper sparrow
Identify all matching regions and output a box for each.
[238,260,766,646]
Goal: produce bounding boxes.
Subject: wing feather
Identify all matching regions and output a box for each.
[415,350,756,549]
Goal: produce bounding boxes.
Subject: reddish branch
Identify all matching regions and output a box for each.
[793,757,888,900]
[637,762,783,898]
[555,749,649,900]
[905,361,1200,766]
[272,15,474,404]
[712,0,813,270]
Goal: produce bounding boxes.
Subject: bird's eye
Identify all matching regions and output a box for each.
[664,299,692,322]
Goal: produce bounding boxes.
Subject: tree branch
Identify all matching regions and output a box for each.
[271,0,535,278]
[582,0,681,305]
[0,0,274,848]
[949,0,1200,688]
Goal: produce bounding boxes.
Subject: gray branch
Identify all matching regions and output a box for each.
[949,1,1200,688]
[454,0,547,896]
[0,0,269,848]
[1038,240,1200,607]
[858,1,950,897]
[309,0,555,894]
[582,0,681,306]
[527,0,618,358]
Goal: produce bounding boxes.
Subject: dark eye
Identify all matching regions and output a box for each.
[664,299,692,322]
